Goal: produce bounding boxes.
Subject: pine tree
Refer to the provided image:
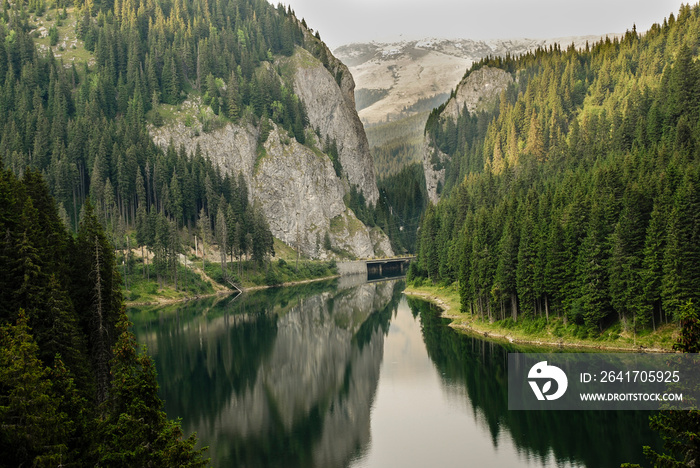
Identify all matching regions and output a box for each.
[642,199,667,328]
[96,317,208,467]
[624,302,700,468]
[169,169,183,227]
[516,206,537,319]
[251,201,274,267]
[226,71,240,120]
[0,311,69,466]
[198,207,211,269]
[73,200,123,406]
[215,201,228,274]
[494,217,518,321]
[577,200,612,331]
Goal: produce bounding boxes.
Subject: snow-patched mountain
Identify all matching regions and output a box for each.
[334,36,618,125]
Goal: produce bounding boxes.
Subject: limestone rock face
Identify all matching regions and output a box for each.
[150,107,259,191]
[422,66,513,203]
[422,135,449,205]
[441,66,513,120]
[254,127,392,259]
[288,47,379,204]
[149,46,393,259]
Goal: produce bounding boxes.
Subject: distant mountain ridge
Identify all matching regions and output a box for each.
[334,35,619,125]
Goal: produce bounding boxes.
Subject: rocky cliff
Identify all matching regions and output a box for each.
[150,40,391,259]
[422,136,450,205]
[288,45,379,204]
[422,66,513,203]
[255,125,391,259]
[440,66,513,120]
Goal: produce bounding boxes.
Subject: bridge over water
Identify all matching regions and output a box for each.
[337,256,416,278]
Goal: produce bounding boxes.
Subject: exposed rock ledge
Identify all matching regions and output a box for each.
[151,117,392,259]
[441,66,513,120]
[149,45,393,260]
[256,126,392,259]
[422,66,513,203]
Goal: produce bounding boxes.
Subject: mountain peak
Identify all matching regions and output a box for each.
[334,35,621,125]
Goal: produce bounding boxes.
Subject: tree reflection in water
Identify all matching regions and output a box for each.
[409,297,661,468]
[129,282,660,468]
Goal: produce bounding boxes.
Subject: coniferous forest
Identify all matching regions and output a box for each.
[0,0,330,295]
[0,0,325,464]
[5,0,700,463]
[0,167,207,465]
[0,0,422,461]
[412,4,700,336]
[1,0,310,229]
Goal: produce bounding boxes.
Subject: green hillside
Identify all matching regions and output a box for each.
[0,168,207,465]
[413,4,700,335]
[0,0,342,464]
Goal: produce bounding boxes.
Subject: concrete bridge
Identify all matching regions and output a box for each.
[337,256,416,277]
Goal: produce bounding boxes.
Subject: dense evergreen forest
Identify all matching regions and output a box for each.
[0,0,415,277]
[412,3,700,334]
[0,166,207,465]
[0,0,310,226]
[367,111,427,178]
[0,0,355,463]
[376,162,426,253]
[0,0,356,294]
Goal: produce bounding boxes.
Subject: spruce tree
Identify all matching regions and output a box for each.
[96,317,208,467]
[0,311,69,466]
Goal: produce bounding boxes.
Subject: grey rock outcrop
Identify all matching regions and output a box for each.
[149,45,393,259]
[441,66,513,120]
[255,126,392,259]
[422,66,513,203]
[150,101,259,191]
[288,46,379,204]
[422,135,449,205]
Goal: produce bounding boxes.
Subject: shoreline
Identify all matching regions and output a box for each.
[403,288,674,353]
[126,274,340,307]
[242,274,340,292]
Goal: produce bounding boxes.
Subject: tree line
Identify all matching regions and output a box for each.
[0,165,207,465]
[412,4,700,333]
[0,0,321,281]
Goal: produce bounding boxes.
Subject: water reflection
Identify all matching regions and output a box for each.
[129,281,660,468]
[130,279,402,467]
[407,297,661,468]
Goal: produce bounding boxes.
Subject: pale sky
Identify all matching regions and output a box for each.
[274,0,685,49]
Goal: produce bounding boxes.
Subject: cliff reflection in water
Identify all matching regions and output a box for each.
[130,279,403,467]
[407,297,661,468]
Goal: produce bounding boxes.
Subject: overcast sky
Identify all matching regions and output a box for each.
[274,0,685,49]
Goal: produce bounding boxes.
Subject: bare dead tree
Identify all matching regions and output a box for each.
[92,235,110,408]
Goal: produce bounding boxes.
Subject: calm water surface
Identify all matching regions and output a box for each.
[129,278,659,467]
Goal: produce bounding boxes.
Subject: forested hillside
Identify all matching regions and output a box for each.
[0,0,324,287]
[413,4,700,334]
[2,0,310,224]
[376,163,426,253]
[0,167,206,465]
[0,0,357,463]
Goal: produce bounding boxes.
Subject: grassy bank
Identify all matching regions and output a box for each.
[122,252,339,306]
[121,261,223,306]
[403,282,677,352]
[200,257,338,290]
